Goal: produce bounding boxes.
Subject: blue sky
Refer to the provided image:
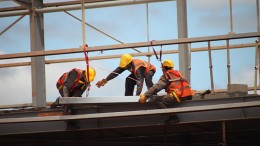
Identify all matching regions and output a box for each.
[0,0,257,105]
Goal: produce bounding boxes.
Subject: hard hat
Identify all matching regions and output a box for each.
[119,54,133,68]
[162,60,174,68]
[85,67,96,82]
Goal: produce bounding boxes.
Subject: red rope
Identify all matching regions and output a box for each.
[83,44,90,82]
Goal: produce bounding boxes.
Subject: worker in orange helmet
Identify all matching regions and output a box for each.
[139,59,194,123]
[51,67,96,109]
[96,54,156,96]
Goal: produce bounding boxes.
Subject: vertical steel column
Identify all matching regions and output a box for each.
[222,121,227,146]
[254,40,259,94]
[187,43,191,83]
[229,0,233,33]
[146,0,151,62]
[226,40,231,85]
[177,0,189,79]
[208,41,215,93]
[30,0,46,107]
[257,0,260,86]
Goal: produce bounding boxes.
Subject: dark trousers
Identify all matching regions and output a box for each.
[156,95,192,109]
[125,70,155,96]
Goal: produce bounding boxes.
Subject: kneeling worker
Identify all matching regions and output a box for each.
[139,59,194,123]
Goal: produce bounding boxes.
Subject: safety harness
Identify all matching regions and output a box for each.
[57,68,85,91]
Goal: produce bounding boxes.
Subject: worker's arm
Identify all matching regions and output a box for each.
[144,75,167,97]
[135,67,146,95]
[96,67,125,88]
[106,67,125,81]
[63,70,78,97]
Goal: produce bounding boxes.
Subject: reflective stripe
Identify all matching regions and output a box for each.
[170,92,181,103]
[58,85,63,90]
[168,78,181,82]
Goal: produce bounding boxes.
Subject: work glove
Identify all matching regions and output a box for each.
[138,94,148,103]
[96,79,107,88]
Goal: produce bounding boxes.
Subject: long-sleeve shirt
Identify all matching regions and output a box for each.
[63,70,88,97]
[144,75,167,97]
[105,65,146,95]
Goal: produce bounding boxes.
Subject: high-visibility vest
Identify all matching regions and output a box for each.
[132,59,156,75]
[57,68,83,90]
[165,69,194,98]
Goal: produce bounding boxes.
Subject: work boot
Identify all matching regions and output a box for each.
[165,115,179,124]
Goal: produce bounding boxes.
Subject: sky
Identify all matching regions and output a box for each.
[0,0,258,105]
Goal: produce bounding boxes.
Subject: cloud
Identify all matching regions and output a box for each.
[232,66,255,87]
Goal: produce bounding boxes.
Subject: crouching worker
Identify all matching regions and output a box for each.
[51,67,96,130]
[51,67,96,111]
[139,59,194,123]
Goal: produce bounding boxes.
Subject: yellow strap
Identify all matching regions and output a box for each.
[78,80,84,84]
[170,92,181,103]
[58,85,63,90]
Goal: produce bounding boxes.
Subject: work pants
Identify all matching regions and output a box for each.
[156,95,192,109]
[124,70,155,96]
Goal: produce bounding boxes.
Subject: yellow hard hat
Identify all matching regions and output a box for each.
[162,60,174,68]
[85,67,96,82]
[119,54,133,68]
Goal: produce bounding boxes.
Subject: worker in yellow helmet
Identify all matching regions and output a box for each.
[96,54,156,96]
[51,67,96,109]
[139,60,194,123]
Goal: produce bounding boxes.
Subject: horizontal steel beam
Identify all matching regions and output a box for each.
[0,0,173,17]
[59,96,140,104]
[0,32,259,60]
[0,43,255,68]
[0,96,260,135]
[0,101,259,124]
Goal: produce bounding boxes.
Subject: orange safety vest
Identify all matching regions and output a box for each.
[165,69,194,98]
[57,68,83,90]
[132,59,156,75]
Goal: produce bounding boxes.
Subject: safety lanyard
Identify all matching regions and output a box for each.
[150,41,168,80]
[83,44,92,96]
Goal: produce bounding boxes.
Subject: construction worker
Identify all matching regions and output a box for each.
[96,54,156,96]
[51,67,96,130]
[51,67,96,109]
[139,59,194,123]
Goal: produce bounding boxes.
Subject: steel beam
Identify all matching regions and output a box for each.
[0,0,173,17]
[0,100,259,124]
[177,0,189,80]
[0,95,259,135]
[0,43,255,68]
[59,96,140,104]
[30,0,46,107]
[0,32,258,60]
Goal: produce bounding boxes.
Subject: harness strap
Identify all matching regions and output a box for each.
[169,92,181,103]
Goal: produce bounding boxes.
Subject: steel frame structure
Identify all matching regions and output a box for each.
[1,1,260,145]
[0,0,259,107]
